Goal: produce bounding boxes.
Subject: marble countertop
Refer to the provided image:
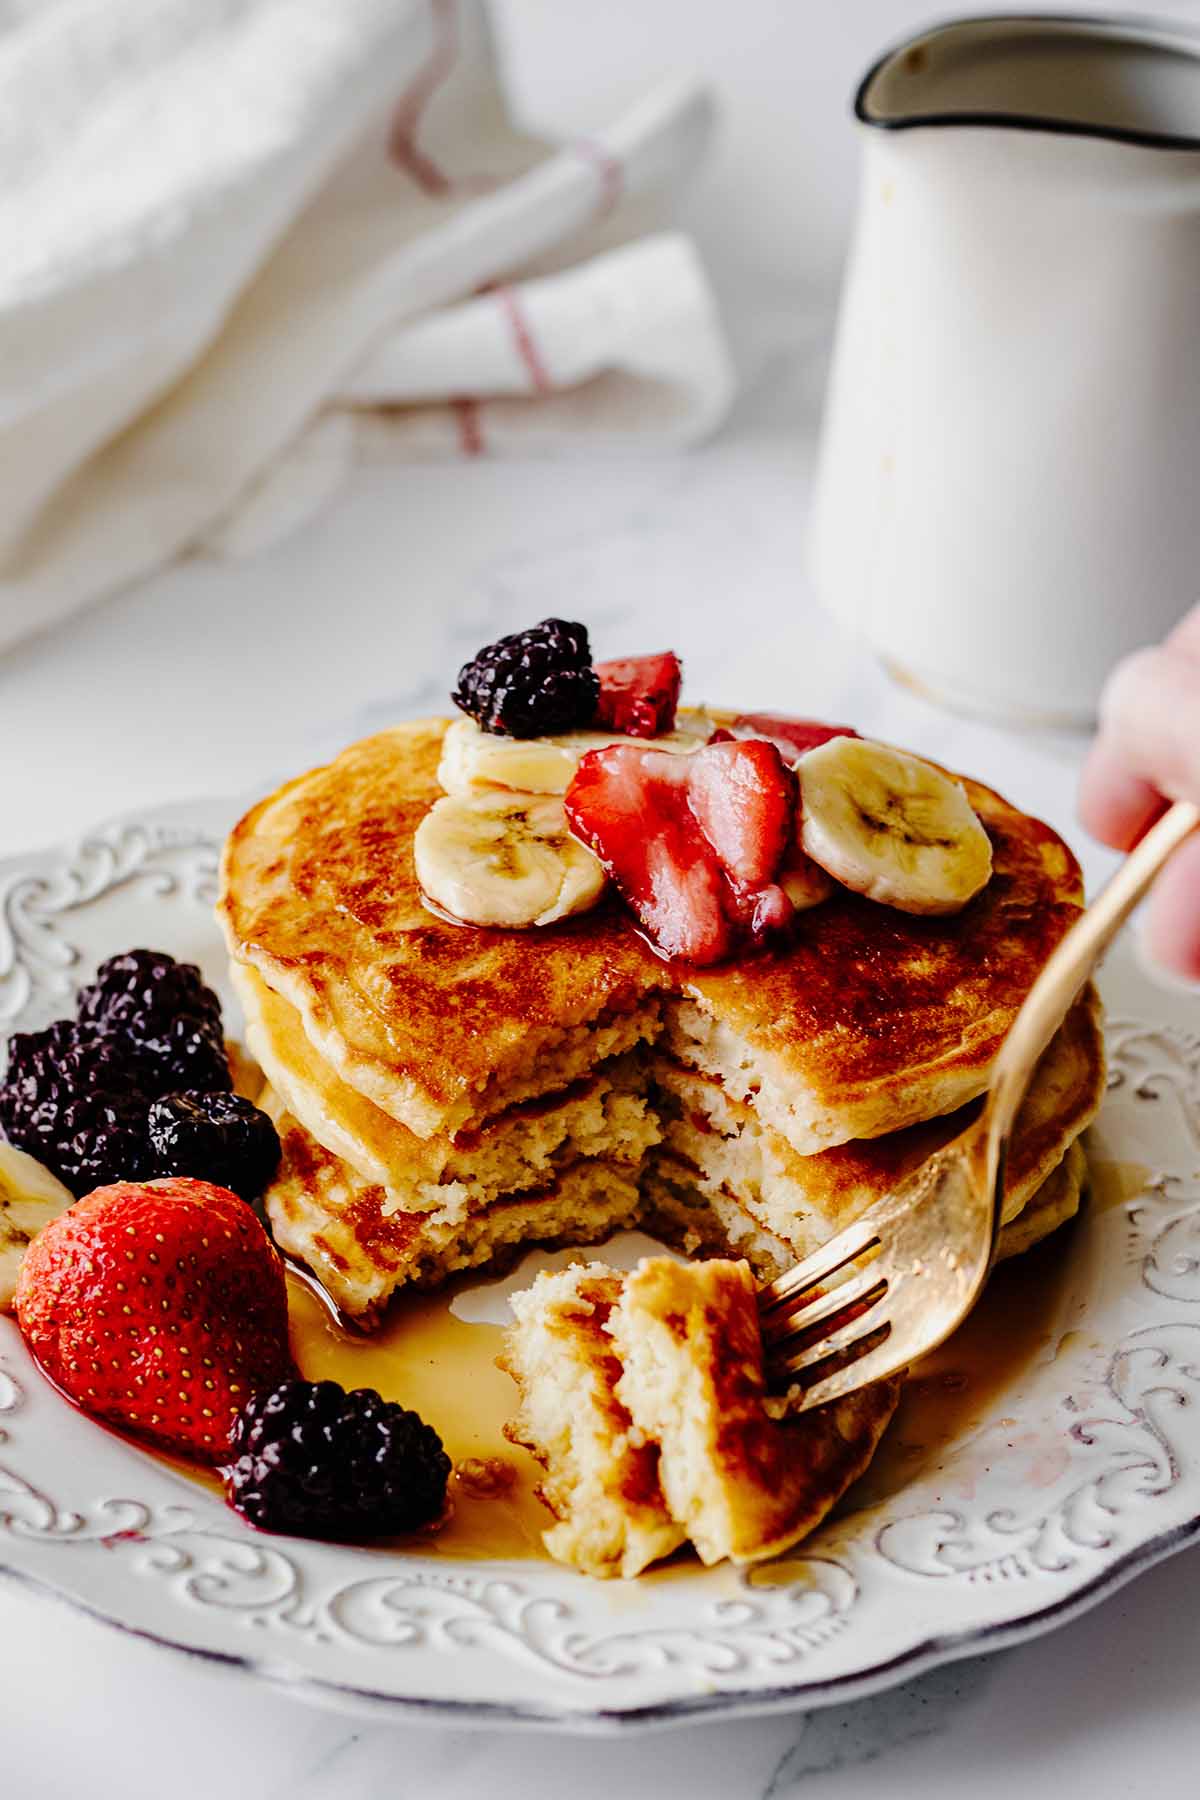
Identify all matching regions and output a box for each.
[5,3,1200,1792]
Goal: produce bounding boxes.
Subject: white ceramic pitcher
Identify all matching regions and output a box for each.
[810,14,1200,726]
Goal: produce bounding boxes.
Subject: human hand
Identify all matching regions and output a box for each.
[1079,604,1200,980]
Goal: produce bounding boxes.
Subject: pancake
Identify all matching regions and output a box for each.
[219,719,1083,1153]
[236,960,659,1211]
[219,722,664,1140]
[992,1138,1088,1263]
[261,1083,647,1321]
[503,1257,901,1575]
[652,984,1105,1259]
[500,1265,686,1579]
[641,1130,1089,1284]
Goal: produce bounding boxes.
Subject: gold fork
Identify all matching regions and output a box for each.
[758,799,1200,1411]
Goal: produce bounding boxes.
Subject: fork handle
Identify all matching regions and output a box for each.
[983,799,1200,1151]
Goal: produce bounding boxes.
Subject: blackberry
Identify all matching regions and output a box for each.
[225,1380,451,1539]
[76,950,230,1095]
[452,617,599,738]
[0,950,239,1196]
[0,1021,155,1191]
[148,1090,280,1199]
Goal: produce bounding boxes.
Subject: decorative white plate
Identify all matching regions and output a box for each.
[2,801,1199,1732]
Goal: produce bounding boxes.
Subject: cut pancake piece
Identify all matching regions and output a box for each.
[235,961,659,1209]
[502,1257,900,1575]
[612,1259,901,1566]
[654,985,1105,1259]
[264,1088,645,1322]
[501,1265,685,1579]
[219,719,1083,1151]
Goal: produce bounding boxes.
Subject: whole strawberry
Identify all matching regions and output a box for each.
[15,1178,293,1463]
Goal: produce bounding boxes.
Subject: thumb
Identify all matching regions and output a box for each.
[1097,644,1200,805]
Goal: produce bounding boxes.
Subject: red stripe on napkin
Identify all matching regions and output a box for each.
[453,397,485,457]
[389,0,503,200]
[388,0,458,195]
[493,285,553,394]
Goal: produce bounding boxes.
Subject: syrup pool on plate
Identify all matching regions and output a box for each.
[285,1272,552,1561]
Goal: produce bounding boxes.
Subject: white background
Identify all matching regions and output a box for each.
[4,3,1200,1795]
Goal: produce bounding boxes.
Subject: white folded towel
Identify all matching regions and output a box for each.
[0,0,732,653]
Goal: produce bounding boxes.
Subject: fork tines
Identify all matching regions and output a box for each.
[758,1221,893,1391]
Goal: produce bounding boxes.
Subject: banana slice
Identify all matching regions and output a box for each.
[0,1140,73,1311]
[438,710,713,797]
[779,849,835,912]
[414,791,607,928]
[798,737,993,915]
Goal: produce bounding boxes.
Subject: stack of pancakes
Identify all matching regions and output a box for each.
[218,720,1105,1325]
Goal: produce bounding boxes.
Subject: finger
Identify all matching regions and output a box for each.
[1078,738,1167,850]
[1167,602,1200,660]
[1098,646,1200,803]
[1144,831,1200,983]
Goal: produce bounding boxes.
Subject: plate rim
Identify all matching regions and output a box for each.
[2,1504,1199,1734]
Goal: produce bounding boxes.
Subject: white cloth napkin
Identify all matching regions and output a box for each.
[0,0,733,654]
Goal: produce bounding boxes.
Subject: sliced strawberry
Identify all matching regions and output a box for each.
[565,739,797,965]
[566,746,731,962]
[685,738,795,888]
[732,713,859,762]
[594,652,682,738]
